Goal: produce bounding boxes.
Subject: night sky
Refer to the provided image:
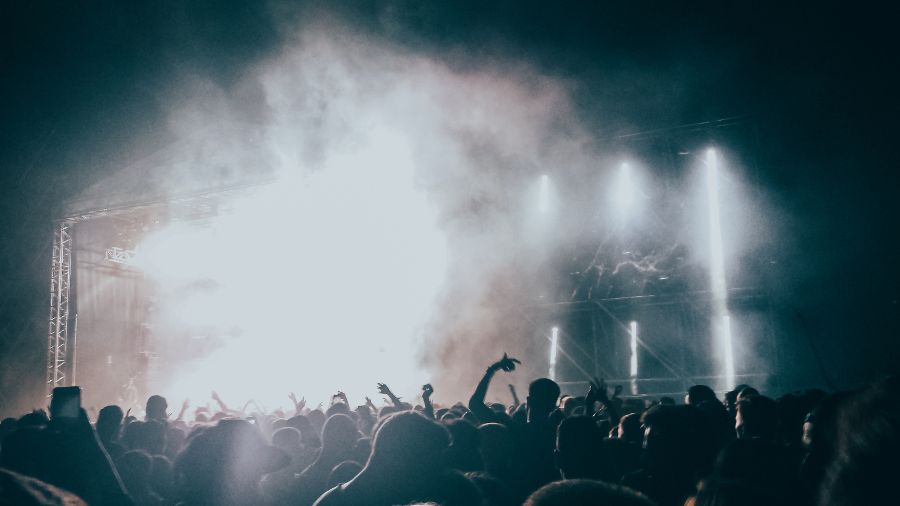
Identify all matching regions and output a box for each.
[1,1,897,411]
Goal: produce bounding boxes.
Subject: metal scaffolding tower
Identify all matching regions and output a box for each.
[46,221,73,395]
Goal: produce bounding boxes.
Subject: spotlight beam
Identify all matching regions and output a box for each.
[706,149,735,390]
[539,174,550,213]
[549,326,559,381]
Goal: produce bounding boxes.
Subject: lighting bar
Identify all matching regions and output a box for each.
[549,326,559,381]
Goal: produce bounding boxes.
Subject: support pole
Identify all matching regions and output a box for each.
[46,221,73,396]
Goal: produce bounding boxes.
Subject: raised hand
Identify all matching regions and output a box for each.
[176,398,190,421]
[422,384,435,419]
[490,353,521,373]
[508,384,521,406]
[587,377,609,402]
[377,383,402,406]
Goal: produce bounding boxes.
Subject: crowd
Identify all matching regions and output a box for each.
[0,353,896,506]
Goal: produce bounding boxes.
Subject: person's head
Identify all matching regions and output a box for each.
[712,438,798,501]
[524,479,655,506]
[736,387,759,402]
[116,450,153,494]
[477,423,514,475]
[556,416,608,480]
[16,410,49,429]
[687,385,718,406]
[123,419,167,455]
[326,401,351,419]
[174,419,288,504]
[819,376,900,505]
[321,414,360,460]
[527,378,561,418]
[562,396,585,417]
[735,396,778,440]
[725,384,751,416]
[617,413,642,444]
[366,411,450,474]
[272,426,302,453]
[145,395,167,421]
[691,478,787,506]
[444,419,482,472]
[96,405,124,442]
[286,414,320,448]
[641,405,717,478]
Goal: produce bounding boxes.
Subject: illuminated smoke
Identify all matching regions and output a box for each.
[133,25,594,406]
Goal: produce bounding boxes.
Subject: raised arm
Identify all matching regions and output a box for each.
[377,383,405,409]
[508,384,521,409]
[469,353,520,424]
[585,377,620,423]
[176,399,190,421]
[422,384,435,419]
[288,392,307,416]
[211,391,229,414]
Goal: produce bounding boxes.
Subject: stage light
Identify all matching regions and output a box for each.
[539,174,550,214]
[137,129,450,406]
[549,326,559,381]
[629,320,638,395]
[612,162,639,225]
[629,320,638,377]
[705,148,735,389]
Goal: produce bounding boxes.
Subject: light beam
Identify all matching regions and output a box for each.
[549,326,559,381]
[706,148,735,390]
[539,174,550,214]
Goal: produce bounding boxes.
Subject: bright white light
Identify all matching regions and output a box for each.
[137,129,449,407]
[549,326,559,381]
[706,148,735,389]
[629,321,638,377]
[539,174,550,214]
[612,162,638,225]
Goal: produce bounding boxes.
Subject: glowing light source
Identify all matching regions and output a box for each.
[135,129,450,406]
[705,148,735,389]
[539,174,550,213]
[618,163,635,211]
[629,320,638,395]
[629,321,638,377]
[549,326,559,381]
[612,162,640,227]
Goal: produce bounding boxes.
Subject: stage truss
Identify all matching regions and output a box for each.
[44,181,271,397]
[46,221,74,393]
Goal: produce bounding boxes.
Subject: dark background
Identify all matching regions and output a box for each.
[2,0,897,414]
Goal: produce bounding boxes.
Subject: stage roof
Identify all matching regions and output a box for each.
[62,129,278,219]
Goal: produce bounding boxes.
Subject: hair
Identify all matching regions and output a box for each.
[556,416,610,480]
[367,411,450,472]
[272,426,302,450]
[687,385,719,406]
[618,413,643,444]
[819,376,900,505]
[524,479,655,506]
[735,396,778,440]
[528,378,561,413]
